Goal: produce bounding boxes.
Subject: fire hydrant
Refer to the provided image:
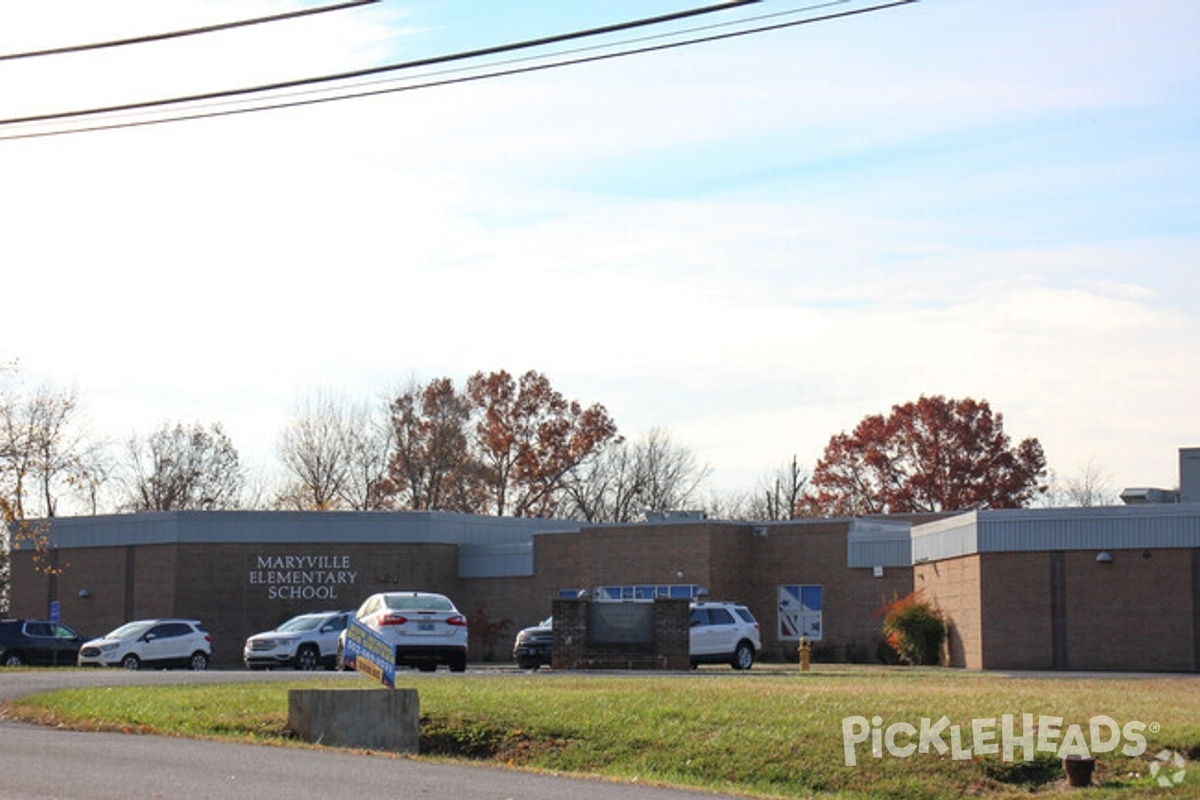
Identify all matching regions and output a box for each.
[798,634,812,672]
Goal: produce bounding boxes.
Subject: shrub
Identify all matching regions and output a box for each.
[880,591,945,666]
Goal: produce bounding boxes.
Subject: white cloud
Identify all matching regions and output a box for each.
[1,0,1197,506]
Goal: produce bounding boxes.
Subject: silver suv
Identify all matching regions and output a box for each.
[512,600,762,670]
[244,610,350,671]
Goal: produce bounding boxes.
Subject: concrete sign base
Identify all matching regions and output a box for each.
[287,689,419,752]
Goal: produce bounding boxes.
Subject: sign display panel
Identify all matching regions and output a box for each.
[343,617,397,688]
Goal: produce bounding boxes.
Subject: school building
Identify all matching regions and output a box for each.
[8,448,1200,672]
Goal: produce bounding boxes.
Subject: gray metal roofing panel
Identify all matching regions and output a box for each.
[976,505,1200,552]
[847,519,913,568]
[911,512,979,563]
[911,505,1200,562]
[30,511,575,550]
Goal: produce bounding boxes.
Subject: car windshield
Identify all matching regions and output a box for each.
[276,615,324,632]
[383,594,453,612]
[106,621,154,639]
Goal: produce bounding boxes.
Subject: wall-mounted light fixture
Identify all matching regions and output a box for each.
[1096,551,1113,564]
[78,588,90,599]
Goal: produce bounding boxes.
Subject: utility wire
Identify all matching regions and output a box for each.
[254,0,851,104]
[0,0,918,142]
[0,0,379,62]
[89,0,849,126]
[1,0,761,127]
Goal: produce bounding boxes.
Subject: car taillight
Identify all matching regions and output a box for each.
[446,614,468,627]
[379,614,408,626]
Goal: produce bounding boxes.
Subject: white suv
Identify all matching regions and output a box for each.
[78,619,211,670]
[243,610,350,671]
[689,601,762,670]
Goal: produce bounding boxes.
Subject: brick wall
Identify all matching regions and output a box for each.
[1061,548,1194,671]
[979,552,1054,670]
[12,541,461,667]
[535,521,911,663]
[456,576,535,661]
[180,542,459,665]
[745,522,912,662]
[916,554,983,668]
[923,548,1198,672]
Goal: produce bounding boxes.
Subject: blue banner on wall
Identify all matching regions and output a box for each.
[343,617,397,689]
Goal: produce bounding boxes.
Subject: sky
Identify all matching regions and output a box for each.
[1,0,1197,506]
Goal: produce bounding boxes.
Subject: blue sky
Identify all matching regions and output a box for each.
[1,0,1197,505]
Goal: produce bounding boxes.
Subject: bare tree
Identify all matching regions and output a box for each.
[340,398,394,511]
[1049,457,1117,507]
[71,439,118,515]
[276,392,390,511]
[0,381,97,518]
[753,456,810,521]
[277,393,351,510]
[559,436,640,523]
[122,422,244,511]
[560,428,709,523]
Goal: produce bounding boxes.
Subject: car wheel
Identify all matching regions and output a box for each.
[2,652,25,667]
[121,654,140,670]
[732,642,754,671]
[189,652,209,671]
[450,654,467,673]
[295,645,319,671]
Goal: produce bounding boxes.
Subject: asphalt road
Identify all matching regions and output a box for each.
[0,668,745,800]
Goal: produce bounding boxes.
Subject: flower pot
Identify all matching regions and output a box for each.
[1063,755,1096,787]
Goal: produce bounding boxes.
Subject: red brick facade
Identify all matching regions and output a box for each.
[532,521,912,662]
[11,512,1197,672]
[919,548,1198,672]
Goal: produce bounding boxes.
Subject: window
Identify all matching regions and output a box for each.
[708,607,735,625]
[594,584,701,602]
[52,624,78,639]
[150,623,190,639]
[778,584,823,641]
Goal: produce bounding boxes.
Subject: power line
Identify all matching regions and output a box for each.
[0,1,761,127]
[0,0,379,62]
[0,0,918,142]
[220,0,851,110]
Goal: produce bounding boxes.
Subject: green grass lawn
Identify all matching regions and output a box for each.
[5,665,1198,799]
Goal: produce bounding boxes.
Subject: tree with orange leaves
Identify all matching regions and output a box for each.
[804,395,1047,516]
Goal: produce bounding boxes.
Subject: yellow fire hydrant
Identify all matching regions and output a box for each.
[798,634,812,672]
